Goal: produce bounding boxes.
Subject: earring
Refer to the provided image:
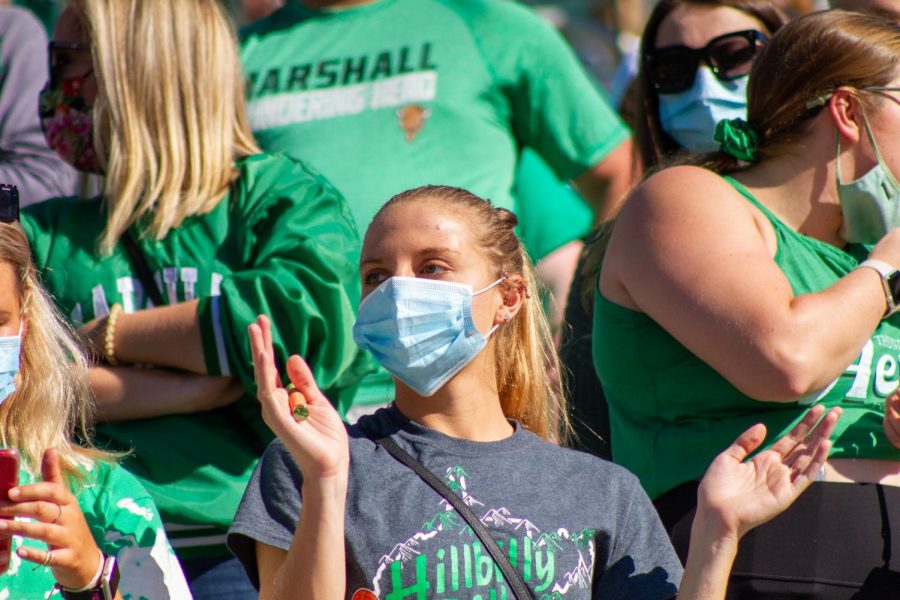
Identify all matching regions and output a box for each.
[503,314,511,322]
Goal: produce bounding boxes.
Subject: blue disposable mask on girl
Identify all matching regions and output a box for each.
[352,276,505,397]
[836,113,900,244]
[658,68,749,153]
[0,325,22,406]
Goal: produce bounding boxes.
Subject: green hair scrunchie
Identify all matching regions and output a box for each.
[714,118,759,162]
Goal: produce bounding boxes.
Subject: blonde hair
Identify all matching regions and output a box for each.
[0,224,109,481]
[377,186,572,444]
[72,0,261,254]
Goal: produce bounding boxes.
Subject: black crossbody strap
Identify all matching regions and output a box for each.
[119,230,266,455]
[375,436,533,600]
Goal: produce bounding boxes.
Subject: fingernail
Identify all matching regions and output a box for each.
[7,489,19,499]
[0,521,10,530]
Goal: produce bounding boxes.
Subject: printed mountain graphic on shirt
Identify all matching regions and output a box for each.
[367,466,598,598]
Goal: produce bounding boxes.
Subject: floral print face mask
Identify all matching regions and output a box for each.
[38,71,104,174]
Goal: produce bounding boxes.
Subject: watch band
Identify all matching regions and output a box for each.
[59,554,119,600]
[857,259,900,317]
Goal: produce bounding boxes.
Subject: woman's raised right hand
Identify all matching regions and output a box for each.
[248,315,349,484]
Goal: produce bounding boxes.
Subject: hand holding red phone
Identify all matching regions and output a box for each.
[0,449,103,589]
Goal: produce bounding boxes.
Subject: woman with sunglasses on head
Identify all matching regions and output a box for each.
[228,184,839,599]
[23,0,366,597]
[597,10,900,597]
[0,192,190,598]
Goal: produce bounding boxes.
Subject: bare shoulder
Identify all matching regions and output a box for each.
[606,165,773,279]
[620,166,747,224]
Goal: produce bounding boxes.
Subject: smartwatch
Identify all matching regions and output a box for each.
[857,259,900,317]
[59,554,119,600]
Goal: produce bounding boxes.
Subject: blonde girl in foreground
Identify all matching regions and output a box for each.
[0,216,189,598]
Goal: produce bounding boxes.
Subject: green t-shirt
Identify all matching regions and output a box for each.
[1,457,190,599]
[22,153,370,558]
[594,176,900,500]
[514,148,593,261]
[239,0,628,238]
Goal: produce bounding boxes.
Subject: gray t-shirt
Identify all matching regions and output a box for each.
[228,405,682,599]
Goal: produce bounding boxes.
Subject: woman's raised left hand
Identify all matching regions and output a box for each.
[0,449,103,589]
[696,404,841,542]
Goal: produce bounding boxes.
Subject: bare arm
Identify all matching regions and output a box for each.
[88,366,242,422]
[535,240,583,339]
[256,477,347,600]
[572,138,638,225]
[602,166,900,401]
[249,315,349,599]
[80,300,206,374]
[679,405,840,599]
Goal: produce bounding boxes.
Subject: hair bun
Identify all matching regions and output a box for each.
[495,206,519,229]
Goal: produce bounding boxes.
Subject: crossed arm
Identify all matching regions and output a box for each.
[79,300,242,422]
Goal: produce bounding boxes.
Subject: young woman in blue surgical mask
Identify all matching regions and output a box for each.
[227,184,840,599]
[635,0,786,169]
[597,10,900,597]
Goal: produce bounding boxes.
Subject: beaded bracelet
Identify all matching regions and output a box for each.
[103,304,123,366]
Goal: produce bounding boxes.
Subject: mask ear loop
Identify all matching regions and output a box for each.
[472,271,508,296]
[859,105,900,190]
[474,272,509,337]
[836,127,845,185]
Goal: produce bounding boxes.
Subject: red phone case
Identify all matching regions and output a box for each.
[0,449,19,573]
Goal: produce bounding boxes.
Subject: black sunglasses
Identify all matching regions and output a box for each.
[46,41,91,88]
[0,186,19,224]
[647,30,767,95]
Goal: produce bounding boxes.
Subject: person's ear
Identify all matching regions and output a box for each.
[829,87,866,146]
[493,274,526,326]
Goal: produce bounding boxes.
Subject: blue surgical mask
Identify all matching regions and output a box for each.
[837,114,900,244]
[0,325,22,406]
[352,276,504,397]
[658,68,749,153]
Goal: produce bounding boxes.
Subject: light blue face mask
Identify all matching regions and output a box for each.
[836,113,900,244]
[0,325,22,406]
[352,276,504,397]
[658,68,749,153]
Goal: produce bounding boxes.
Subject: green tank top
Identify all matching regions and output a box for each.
[593,175,900,500]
